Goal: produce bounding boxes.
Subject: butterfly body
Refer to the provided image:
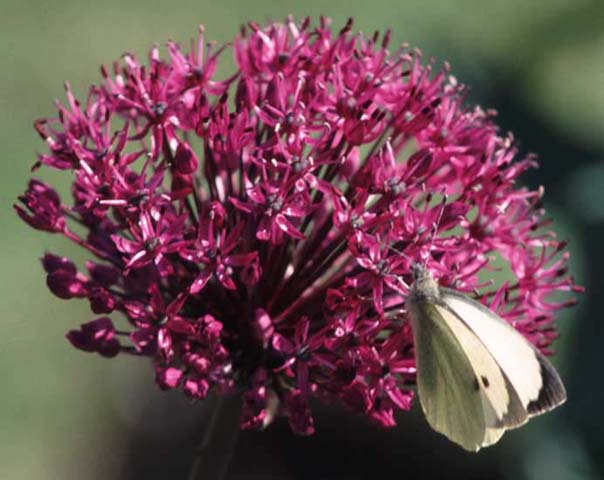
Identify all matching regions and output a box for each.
[406,264,566,451]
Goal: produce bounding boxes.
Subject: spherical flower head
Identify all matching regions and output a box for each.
[16,17,581,435]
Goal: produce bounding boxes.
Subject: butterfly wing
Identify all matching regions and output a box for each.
[408,300,525,451]
[441,289,567,416]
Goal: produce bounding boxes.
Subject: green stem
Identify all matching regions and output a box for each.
[188,395,241,480]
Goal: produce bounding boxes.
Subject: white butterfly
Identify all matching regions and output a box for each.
[406,263,567,451]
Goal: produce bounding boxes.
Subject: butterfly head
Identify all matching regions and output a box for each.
[410,262,439,298]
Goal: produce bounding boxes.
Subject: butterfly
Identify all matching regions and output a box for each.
[406,263,567,451]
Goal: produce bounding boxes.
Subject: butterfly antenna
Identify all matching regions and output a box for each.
[422,192,448,267]
[388,244,411,262]
[386,244,411,290]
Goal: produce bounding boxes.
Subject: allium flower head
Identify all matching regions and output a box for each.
[16,17,581,435]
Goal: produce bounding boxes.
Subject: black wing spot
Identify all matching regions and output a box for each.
[473,377,480,391]
[481,376,490,388]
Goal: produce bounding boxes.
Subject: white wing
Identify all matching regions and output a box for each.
[408,299,526,451]
[441,289,567,415]
[433,305,527,445]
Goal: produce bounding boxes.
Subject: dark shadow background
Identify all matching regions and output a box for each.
[1,1,602,479]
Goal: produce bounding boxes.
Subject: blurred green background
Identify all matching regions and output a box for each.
[1,1,603,479]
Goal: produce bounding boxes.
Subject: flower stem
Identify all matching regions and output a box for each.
[188,395,241,480]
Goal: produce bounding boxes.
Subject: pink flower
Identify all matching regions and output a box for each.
[17,17,581,434]
[15,179,66,232]
[66,317,120,358]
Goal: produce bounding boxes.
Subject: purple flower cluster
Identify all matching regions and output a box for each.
[16,17,580,434]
